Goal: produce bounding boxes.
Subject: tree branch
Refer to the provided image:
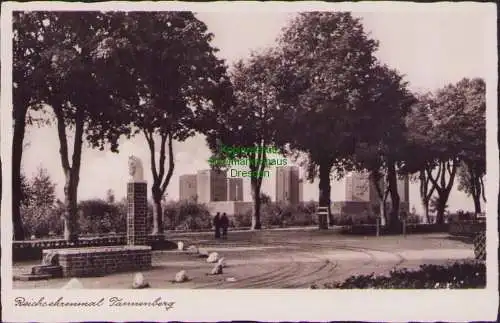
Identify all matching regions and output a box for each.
[249,151,257,172]
[161,133,175,194]
[480,176,486,202]
[440,161,447,189]
[444,160,458,193]
[383,185,390,203]
[71,108,85,180]
[256,148,267,190]
[144,129,158,182]
[158,132,167,181]
[370,170,384,201]
[53,105,71,173]
[426,163,443,193]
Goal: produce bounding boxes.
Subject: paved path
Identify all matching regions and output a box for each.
[13,232,475,289]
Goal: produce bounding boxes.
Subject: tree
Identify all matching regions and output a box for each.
[405,78,485,224]
[403,94,438,223]
[20,167,58,237]
[276,12,380,229]
[14,12,135,241]
[205,50,287,230]
[100,12,230,235]
[458,161,485,214]
[29,167,56,208]
[12,12,52,240]
[454,78,486,214]
[19,172,30,206]
[351,64,416,231]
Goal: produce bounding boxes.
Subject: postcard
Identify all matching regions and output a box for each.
[1,1,498,322]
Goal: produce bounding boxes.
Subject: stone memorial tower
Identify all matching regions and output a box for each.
[127,156,147,245]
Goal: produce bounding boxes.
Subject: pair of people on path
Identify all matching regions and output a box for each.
[213,212,229,239]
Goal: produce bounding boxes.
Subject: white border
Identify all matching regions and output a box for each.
[1,1,498,322]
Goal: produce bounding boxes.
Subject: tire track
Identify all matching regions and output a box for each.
[186,239,409,289]
[234,260,304,289]
[278,259,338,289]
[192,256,295,289]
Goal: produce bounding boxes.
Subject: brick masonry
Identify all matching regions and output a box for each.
[127,182,148,245]
[42,246,152,277]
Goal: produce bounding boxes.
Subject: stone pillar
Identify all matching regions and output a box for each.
[127,182,147,245]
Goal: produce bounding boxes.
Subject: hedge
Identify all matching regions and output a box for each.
[311,261,485,289]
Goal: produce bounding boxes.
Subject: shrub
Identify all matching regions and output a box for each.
[233,210,253,228]
[77,199,126,235]
[293,201,318,226]
[332,213,378,226]
[449,210,476,223]
[21,205,63,238]
[311,261,485,289]
[163,200,212,231]
[261,202,289,227]
[259,201,318,227]
[290,211,317,226]
[406,214,421,224]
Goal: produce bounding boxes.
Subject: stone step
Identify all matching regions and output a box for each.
[14,273,53,281]
[31,265,63,278]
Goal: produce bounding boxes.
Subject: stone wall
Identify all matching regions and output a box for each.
[43,246,152,277]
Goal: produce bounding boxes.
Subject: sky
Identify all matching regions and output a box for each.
[20,8,493,214]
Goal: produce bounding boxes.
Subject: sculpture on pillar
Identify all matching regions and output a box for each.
[127,155,147,245]
[128,155,144,182]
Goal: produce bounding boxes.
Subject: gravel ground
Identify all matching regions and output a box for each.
[12,231,474,289]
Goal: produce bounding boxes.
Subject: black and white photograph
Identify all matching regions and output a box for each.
[1,1,498,322]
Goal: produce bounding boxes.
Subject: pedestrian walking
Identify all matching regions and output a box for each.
[220,213,229,240]
[213,212,221,239]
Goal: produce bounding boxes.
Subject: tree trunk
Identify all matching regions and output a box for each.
[146,131,174,236]
[386,159,401,233]
[370,171,386,226]
[151,185,163,235]
[467,163,482,214]
[249,146,267,230]
[382,187,389,226]
[56,107,84,242]
[419,169,436,224]
[12,107,27,240]
[472,194,481,214]
[423,200,431,224]
[435,194,449,225]
[318,162,332,229]
[63,170,79,242]
[427,160,458,226]
[250,177,262,230]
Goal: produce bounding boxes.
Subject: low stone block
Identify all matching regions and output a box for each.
[174,270,188,283]
[198,248,209,257]
[31,265,63,278]
[209,263,223,275]
[14,273,52,281]
[206,252,219,263]
[217,257,227,268]
[43,246,152,278]
[62,278,84,289]
[187,245,198,254]
[132,272,150,289]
